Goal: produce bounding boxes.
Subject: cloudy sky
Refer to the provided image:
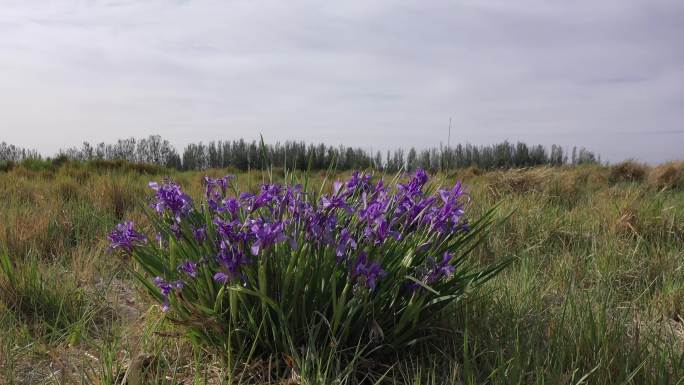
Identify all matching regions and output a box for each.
[0,0,682,163]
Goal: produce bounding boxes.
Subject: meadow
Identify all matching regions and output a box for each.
[0,160,683,384]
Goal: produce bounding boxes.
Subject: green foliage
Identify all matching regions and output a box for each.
[123,173,510,366]
[0,252,105,344]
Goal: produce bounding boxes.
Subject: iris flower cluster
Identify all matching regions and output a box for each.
[109,169,470,312]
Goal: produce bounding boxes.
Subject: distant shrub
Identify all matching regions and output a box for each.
[488,168,551,198]
[453,166,482,180]
[20,158,55,172]
[0,160,14,172]
[108,170,510,363]
[51,154,71,168]
[546,172,586,209]
[85,159,165,174]
[126,162,165,174]
[609,160,648,184]
[648,161,684,190]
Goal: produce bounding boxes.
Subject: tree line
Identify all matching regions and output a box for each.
[0,142,41,162]
[1,135,599,171]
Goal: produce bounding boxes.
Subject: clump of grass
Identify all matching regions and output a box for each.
[487,167,551,199]
[649,161,684,190]
[1,206,55,258]
[610,160,649,184]
[655,279,684,321]
[0,252,107,344]
[57,179,83,202]
[110,170,510,375]
[62,163,91,184]
[450,166,482,181]
[89,175,141,220]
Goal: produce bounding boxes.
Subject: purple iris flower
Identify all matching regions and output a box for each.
[425,252,456,283]
[216,197,240,218]
[351,252,386,290]
[193,226,207,244]
[407,252,457,293]
[177,260,198,278]
[335,228,357,261]
[281,184,308,218]
[213,217,248,243]
[213,272,229,284]
[395,169,433,223]
[241,184,282,212]
[358,193,390,223]
[423,182,468,234]
[346,171,372,192]
[398,169,429,197]
[153,276,184,312]
[248,218,287,255]
[396,195,437,229]
[364,217,401,245]
[320,194,349,212]
[204,176,232,212]
[169,222,182,239]
[305,210,337,245]
[108,221,147,253]
[214,240,250,282]
[149,179,193,222]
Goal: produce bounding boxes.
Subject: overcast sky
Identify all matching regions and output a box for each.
[0,0,682,163]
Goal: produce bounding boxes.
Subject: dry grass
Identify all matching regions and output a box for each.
[0,162,682,384]
[649,161,684,190]
[609,160,649,183]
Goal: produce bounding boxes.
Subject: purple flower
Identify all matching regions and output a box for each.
[346,171,372,192]
[425,252,456,283]
[221,197,241,218]
[153,276,184,312]
[193,226,207,244]
[423,182,468,234]
[149,179,193,222]
[282,184,309,219]
[213,217,248,243]
[305,210,337,245]
[364,217,401,245]
[407,252,457,293]
[213,272,229,284]
[395,170,432,220]
[397,195,437,229]
[108,221,147,253]
[248,218,287,255]
[169,222,182,239]
[241,184,282,212]
[398,171,427,197]
[177,260,198,278]
[351,252,386,291]
[335,228,357,260]
[215,240,250,282]
[358,186,393,224]
[203,176,233,212]
[320,194,349,212]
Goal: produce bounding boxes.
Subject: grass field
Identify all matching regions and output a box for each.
[0,161,683,384]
